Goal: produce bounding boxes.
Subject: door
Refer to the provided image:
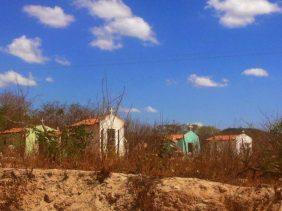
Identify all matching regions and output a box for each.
[188,143,194,154]
[107,129,116,154]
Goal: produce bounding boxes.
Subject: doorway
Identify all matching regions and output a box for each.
[107,129,116,154]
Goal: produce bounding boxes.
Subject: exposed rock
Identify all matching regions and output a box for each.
[44,194,52,203]
[0,168,281,210]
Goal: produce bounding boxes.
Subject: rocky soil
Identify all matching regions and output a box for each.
[0,168,281,210]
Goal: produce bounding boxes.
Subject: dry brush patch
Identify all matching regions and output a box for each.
[0,91,281,187]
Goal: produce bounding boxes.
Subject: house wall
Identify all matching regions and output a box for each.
[69,124,101,155]
[184,132,201,153]
[0,133,25,153]
[176,131,200,154]
[26,125,58,155]
[235,134,253,154]
[204,141,238,155]
[26,129,37,155]
[82,125,100,143]
[85,125,100,154]
[100,114,125,156]
[205,134,253,155]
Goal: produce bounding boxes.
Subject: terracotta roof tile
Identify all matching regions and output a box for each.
[206,135,237,142]
[0,127,25,135]
[167,134,184,142]
[71,118,100,127]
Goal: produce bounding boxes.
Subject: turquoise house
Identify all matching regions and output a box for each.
[176,130,200,154]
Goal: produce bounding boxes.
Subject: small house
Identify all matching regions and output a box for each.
[177,130,201,155]
[206,131,252,154]
[234,132,253,153]
[167,127,201,155]
[0,125,59,155]
[71,109,126,156]
[162,134,183,157]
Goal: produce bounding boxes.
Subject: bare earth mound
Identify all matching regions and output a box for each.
[0,168,281,210]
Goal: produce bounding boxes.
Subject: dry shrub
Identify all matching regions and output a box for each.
[0,91,281,186]
[0,118,281,187]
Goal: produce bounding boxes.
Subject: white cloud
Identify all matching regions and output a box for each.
[165,79,177,86]
[145,106,158,113]
[55,56,71,66]
[45,77,54,83]
[207,0,281,28]
[242,68,269,77]
[74,0,132,19]
[5,35,48,64]
[23,5,74,28]
[188,74,228,88]
[120,107,141,114]
[74,0,158,50]
[90,35,123,50]
[0,70,37,87]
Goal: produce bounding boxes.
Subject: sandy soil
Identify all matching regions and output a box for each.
[0,168,281,210]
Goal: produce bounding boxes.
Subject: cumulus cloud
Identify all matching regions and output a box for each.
[55,56,71,66]
[74,0,132,19]
[165,79,177,86]
[23,5,74,28]
[5,35,48,64]
[45,77,54,83]
[207,0,281,28]
[242,68,269,77]
[74,0,158,50]
[145,106,158,113]
[188,74,228,88]
[120,107,141,114]
[0,71,37,87]
[90,33,123,50]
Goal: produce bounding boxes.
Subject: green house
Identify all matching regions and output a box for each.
[25,125,59,155]
[176,130,200,154]
[0,125,59,156]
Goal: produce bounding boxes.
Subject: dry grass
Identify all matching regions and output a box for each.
[0,134,280,187]
[0,90,281,187]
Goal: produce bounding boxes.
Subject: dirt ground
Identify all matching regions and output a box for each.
[0,168,281,210]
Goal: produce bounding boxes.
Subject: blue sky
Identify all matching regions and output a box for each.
[0,0,281,128]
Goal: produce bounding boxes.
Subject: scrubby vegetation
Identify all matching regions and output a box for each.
[0,90,281,187]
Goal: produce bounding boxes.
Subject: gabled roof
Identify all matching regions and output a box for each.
[184,130,199,139]
[71,118,100,127]
[0,127,25,135]
[0,125,60,136]
[30,125,61,136]
[166,134,184,142]
[206,134,238,142]
[71,112,125,128]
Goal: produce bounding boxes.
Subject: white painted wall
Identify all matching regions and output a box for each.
[99,114,126,156]
[235,133,253,154]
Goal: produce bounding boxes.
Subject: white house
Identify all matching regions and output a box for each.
[71,108,126,156]
[235,131,253,154]
[206,131,253,154]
